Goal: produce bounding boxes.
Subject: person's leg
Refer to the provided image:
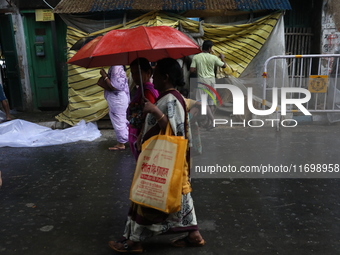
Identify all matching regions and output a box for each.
[108,110,128,150]
[209,104,216,114]
[0,84,11,121]
[207,79,217,115]
[108,221,204,252]
[106,94,129,150]
[108,239,143,253]
[187,230,204,243]
[108,193,205,252]
[162,193,205,247]
[1,99,11,120]
[108,214,145,252]
[171,230,205,247]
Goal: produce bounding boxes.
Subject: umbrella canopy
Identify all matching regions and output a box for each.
[67,26,201,68]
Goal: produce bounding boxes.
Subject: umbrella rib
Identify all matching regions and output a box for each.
[143,26,153,50]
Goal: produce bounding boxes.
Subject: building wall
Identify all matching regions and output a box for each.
[12,9,33,110]
[1,0,67,111]
[322,1,339,54]
[0,0,32,111]
[321,0,340,74]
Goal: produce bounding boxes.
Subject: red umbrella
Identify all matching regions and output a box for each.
[67,26,201,68]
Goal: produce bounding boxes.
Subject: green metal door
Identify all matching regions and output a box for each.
[24,14,60,108]
[0,14,23,110]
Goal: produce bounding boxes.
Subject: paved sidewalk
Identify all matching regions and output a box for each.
[1,120,340,254]
[1,110,340,254]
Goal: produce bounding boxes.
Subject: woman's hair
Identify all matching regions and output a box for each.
[130,57,153,73]
[156,58,185,87]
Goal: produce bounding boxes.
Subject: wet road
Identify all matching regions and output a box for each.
[1,124,340,255]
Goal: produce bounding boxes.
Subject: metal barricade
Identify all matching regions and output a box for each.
[262,54,340,128]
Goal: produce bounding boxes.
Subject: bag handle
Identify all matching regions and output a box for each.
[160,120,173,136]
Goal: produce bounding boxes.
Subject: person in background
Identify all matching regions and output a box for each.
[128,58,159,160]
[190,40,226,119]
[108,58,204,253]
[98,65,130,150]
[0,64,11,122]
[0,83,11,122]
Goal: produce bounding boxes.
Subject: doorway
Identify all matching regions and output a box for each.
[0,14,23,110]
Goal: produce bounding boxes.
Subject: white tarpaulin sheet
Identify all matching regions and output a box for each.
[0,119,101,147]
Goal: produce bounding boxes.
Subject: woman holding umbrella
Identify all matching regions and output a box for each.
[109,58,205,253]
[128,58,159,160]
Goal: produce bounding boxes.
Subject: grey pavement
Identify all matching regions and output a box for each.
[1,111,340,254]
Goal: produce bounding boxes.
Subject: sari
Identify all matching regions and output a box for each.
[128,82,159,160]
[123,89,198,242]
[105,66,130,144]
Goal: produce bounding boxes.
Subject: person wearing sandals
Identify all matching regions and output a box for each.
[98,65,130,151]
[127,58,159,160]
[108,58,205,253]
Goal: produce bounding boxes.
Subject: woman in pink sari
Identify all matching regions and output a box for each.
[128,58,159,160]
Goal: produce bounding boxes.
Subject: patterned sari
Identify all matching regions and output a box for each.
[127,82,159,160]
[123,89,198,242]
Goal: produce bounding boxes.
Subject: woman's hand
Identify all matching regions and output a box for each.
[143,98,157,114]
[142,98,168,130]
[100,68,107,78]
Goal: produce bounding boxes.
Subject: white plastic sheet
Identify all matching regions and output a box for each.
[0,119,101,147]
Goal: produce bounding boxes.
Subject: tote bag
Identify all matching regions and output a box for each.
[129,123,188,214]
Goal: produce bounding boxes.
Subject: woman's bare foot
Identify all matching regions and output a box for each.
[108,143,126,151]
[172,230,205,247]
[188,230,204,243]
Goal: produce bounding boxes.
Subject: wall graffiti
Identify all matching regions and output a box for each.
[323,33,340,53]
[322,9,340,74]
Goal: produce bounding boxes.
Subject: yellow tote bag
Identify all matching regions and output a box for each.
[129,123,188,214]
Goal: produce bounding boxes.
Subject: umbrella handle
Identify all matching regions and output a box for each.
[137,58,145,99]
